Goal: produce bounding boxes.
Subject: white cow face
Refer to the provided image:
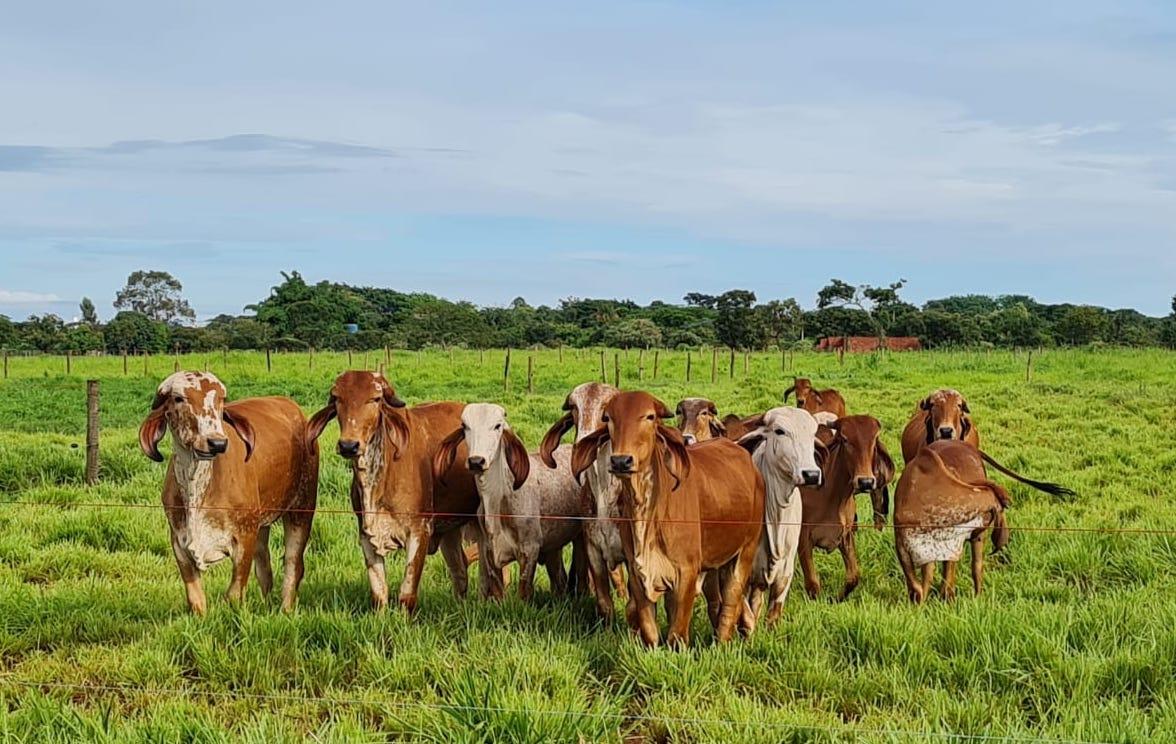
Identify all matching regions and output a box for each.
[738,407,823,489]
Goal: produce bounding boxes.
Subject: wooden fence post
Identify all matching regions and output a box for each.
[728,348,735,380]
[123,350,129,376]
[266,348,272,373]
[711,347,717,384]
[638,348,645,381]
[527,355,534,393]
[503,349,512,392]
[309,347,315,371]
[3,349,8,379]
[348,349,353,368]
[653,350,660,380]
[85,380,100,486]
[558,345,563,364]
[744,350,749,375]
[143,352,149,377]
[614,353,620,388]
[1026,350,1033,383]
[686,351,692,382]
[599,350,606,382]
[66,351,72,375]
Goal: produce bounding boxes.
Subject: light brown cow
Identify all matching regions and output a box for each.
[306,371,478,614]
[675,397,725,444]
[895,440,1074,603]
[139,371,318,615]
[540,382,627,620]
[900,389,979,463]
[797,415,894,600]
[784,377,847,418]
[571,391,764,647]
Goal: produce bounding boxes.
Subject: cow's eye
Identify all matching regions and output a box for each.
[173,396,184,404]
[645,414,656,421]
[601,415,609,423]
[774,428,786,436]
[495,424,503,431]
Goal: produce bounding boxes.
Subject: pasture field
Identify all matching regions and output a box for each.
[1,347,1175,743]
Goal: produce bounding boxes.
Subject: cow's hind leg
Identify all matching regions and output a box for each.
[942,560,959,601]
[970,535,985,596]
[837,530,861,601]
[920,563,935,599]
[253,525,274,598]
[542,547,568,596]
[895,537,924,604]
[666,571,700,649]
[799,528,821,599]
[719,545,757,641]
[586,546,616,621]
[280,513,313,612]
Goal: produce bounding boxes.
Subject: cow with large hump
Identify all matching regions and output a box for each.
[571,391,765,648]
[735,407,823,625]
[784,377,847,419]
[900,388,979,463]
[306,371,478,614]
[797,415,895,601]
[433,403,587,601]
[895,439,1074,603]
[540,382,627,621]
[675,397,725,445]
[139,371,318,615]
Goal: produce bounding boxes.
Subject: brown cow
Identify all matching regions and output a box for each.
[721,413,754,441]
[675,397,725,444]
[540,382,627,620]
[900,389,979,463]
[139,371,318,615]
[571,391,764,647]
[306,371,478,614]
[797,415,894,600]
[895,440,1074,603]
[784,377,847,418]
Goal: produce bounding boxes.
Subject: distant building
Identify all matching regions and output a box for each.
[817,336,922,352]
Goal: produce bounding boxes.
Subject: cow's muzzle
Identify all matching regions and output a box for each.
[801,469,822,487]
[467,456,487,473]
[938,426,955,440]
[855,477,875,493]
[609,454,635,475]
[337,439,361,458]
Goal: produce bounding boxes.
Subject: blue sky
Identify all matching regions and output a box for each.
[2,1,1175,321]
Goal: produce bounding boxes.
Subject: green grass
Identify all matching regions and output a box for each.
[2,347,1175,742]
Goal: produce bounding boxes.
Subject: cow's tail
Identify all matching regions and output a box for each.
[991,508,1010,554]
[979,451,1075,498]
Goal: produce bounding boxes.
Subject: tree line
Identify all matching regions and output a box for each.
[3,270,1175,354]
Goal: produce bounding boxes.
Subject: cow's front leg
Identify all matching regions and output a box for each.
[358,534,389,611]
[225,529,257,606]
[398,527,432,615]
[170,531,207,616]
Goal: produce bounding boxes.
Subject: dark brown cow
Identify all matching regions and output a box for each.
[139,371,318,615]
[784,377,847,418]
[306,371,478,614]
[797,415,894,600]
[675,397,725,444]
[571,391,764,647]
[900,389,979,463]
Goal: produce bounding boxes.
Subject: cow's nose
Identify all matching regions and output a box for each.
[337,439,361,458]
[207,438,228,454]
[610,454,635,473]
[801,469,822,486]
[683,434,697,445]
[939,426,955,439]
[467,456,487,472]
[856,477,875,492]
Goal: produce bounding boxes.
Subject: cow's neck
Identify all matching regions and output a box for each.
[476,449,519,532]
[171,436,213,504]
[754,450,800,512]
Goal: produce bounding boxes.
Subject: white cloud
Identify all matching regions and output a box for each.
[0,289,61,303]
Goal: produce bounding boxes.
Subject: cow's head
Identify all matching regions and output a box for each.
[139,371,254,463]
[824,415,894,528]
[783,377,818,410]
[433,403,529,490]
[306,371,407,459]
[572,391,689,496]
[736,407,822,489]
[919,389,972,444]
[675,397,724,445]
[539,382,619,468]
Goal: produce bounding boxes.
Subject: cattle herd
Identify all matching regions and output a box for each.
[140,370,1075,647]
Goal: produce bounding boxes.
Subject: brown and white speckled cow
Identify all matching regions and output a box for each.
[139,371,318,615]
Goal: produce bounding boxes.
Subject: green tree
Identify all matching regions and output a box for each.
[600,318,663,349]
[817,278,907,339]
[19,314,68,352]
[1054,305,1109,345]
[64,324,105,353]
[757,298,803,348]
[104,311,170,353]
[0,315,13,348]
[714,289,762,349]
[79,297,99,325]
[114,270,196,324]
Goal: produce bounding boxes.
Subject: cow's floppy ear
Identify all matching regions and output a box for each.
[139,396,168,462]
[223,406,256,462]
[432,426,465,484]
[653,397,674,419]
[923,409,935,445]
[709,416,727,438]
[571,426,609,485]
[307,395,338,445]
[960,413,973,441]
[656,424,691,491]
[873,438,896,488]
[540,411,575,469]
[811,389,824,404]
[920,396,933,411]
[782,384,795,402]
[740,413,766,431]
[675,401,685,418]
[503,428,531,491]
[381,404,411,460]
[960,400,970,414]
[813,436,830,467]
[736,427,766,455]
